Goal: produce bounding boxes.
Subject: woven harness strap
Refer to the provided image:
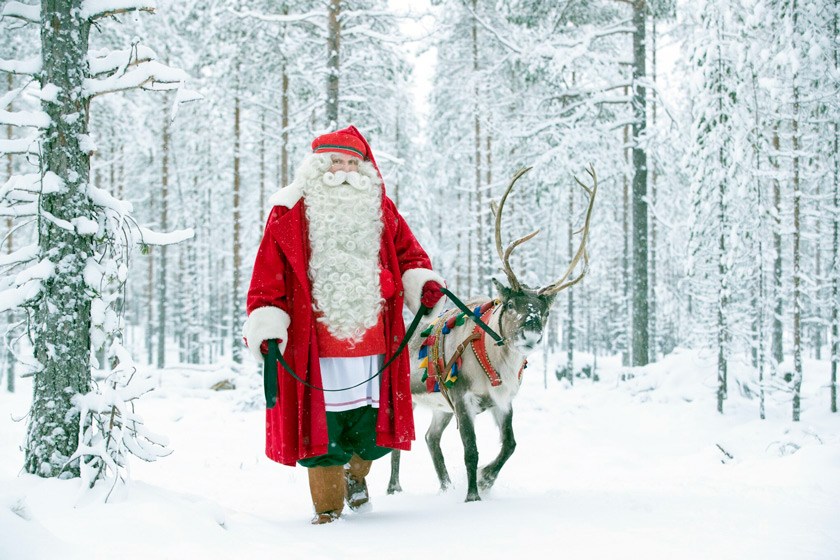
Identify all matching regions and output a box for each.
[471,306,504,387]
[426,310,458,411]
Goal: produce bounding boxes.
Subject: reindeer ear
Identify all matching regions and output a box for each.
[492,277,511,298]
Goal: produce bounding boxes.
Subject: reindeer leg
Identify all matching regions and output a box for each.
[425,410,454,491]
[387,450,402,494]
[479,406,516,491]
[453,404,481,502]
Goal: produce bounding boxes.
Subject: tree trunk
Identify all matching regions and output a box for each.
[649,17,657,363]
[485,120,493,297]
[772,128,784,367]
[622,94,630,367]
[792,67,802,423]
[833,5,839,414]
[326,0,341,128]
[259,109,265,220]
[566,180,575,380]
[25,0,93,477]
[281,61,290,189]
[631,0,650,366]
[4,72,14,393]
[471,0,485,297]
[232,86,242,364]
[156,94,169,369]
[716,49,729,415]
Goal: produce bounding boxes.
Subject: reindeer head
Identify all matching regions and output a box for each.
[492,278,557,352]
[491,165,597,354]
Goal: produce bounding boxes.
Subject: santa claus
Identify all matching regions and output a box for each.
[243,126,446,524]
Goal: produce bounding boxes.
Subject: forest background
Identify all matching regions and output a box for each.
[1,0,839,483]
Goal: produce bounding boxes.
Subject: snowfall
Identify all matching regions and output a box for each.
[0,347,838,560]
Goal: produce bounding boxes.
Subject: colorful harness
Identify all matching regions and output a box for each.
[418,300,527,403]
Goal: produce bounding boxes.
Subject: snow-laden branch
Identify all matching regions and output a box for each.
[0,86,25,110]
[87,184,133,215]
[0,135,41,156]
[0,243,38,267]
[343,26,406,45]
[0,2,39,24]
[136,225,194,246]
[1,172,65,199]
[341,10,396,22]
[0,258,55,312]
[41,209,75,232]
[0,278,42,312]
[227,7,324,29]
[0,109,51,129]
[88,45,156,77]
[0,57,41,76]
[80,0,155,21]
[83,59,192,97]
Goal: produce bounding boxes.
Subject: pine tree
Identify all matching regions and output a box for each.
[0,0,196,480]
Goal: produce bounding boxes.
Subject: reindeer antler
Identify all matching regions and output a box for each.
[493,167,540,292]
[537,163,597,296]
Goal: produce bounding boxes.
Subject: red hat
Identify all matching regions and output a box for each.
[311,130,368,160]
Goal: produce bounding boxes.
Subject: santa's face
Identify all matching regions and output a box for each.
[328,153,360,174]
[297,152,384,341]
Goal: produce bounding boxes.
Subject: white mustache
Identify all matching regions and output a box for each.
[322,170,372,190]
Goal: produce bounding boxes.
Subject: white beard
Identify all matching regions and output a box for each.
[299,153,384,341]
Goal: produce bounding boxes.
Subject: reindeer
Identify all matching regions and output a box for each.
[387,165,597,502]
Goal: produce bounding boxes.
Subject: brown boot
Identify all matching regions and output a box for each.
[308,465,345,524]
[345,454,372,511]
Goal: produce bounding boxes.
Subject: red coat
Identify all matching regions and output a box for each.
[246,190,440,466]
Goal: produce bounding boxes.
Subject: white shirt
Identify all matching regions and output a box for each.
[319,354,383,412]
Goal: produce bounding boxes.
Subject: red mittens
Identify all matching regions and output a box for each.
[259,339,282,355]
[420,281,444,309]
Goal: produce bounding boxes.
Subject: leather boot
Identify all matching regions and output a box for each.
[345,454,372,510]
[308,465,345,524]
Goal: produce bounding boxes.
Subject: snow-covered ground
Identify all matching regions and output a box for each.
[1,348,838,560]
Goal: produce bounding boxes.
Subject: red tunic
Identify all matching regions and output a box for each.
[246,194,434,466]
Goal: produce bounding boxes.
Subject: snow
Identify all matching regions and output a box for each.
[80,0,156,20]
[0,110,52,128]
[1,349,837,559]
[88,45,158,76]
[83,60,192,97]
[0,1,39,23]
[136,225,194,246]
[0,57,41,76]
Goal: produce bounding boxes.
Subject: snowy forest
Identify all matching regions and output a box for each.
[1,0,838,558]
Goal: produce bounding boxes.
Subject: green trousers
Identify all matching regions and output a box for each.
[298,405,392,468]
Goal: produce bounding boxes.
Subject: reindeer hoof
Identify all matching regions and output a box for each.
[386,483,402,495]
[465,493,481,502]
[478,470,497,490]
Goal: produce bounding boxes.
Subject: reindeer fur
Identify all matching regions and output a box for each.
[388,289,552,502]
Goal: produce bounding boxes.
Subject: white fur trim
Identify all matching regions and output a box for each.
[402,268,447,316]
[267,183,302,209]
[243,306,290,362]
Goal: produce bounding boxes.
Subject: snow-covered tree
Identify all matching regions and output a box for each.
[0,0,196,481]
